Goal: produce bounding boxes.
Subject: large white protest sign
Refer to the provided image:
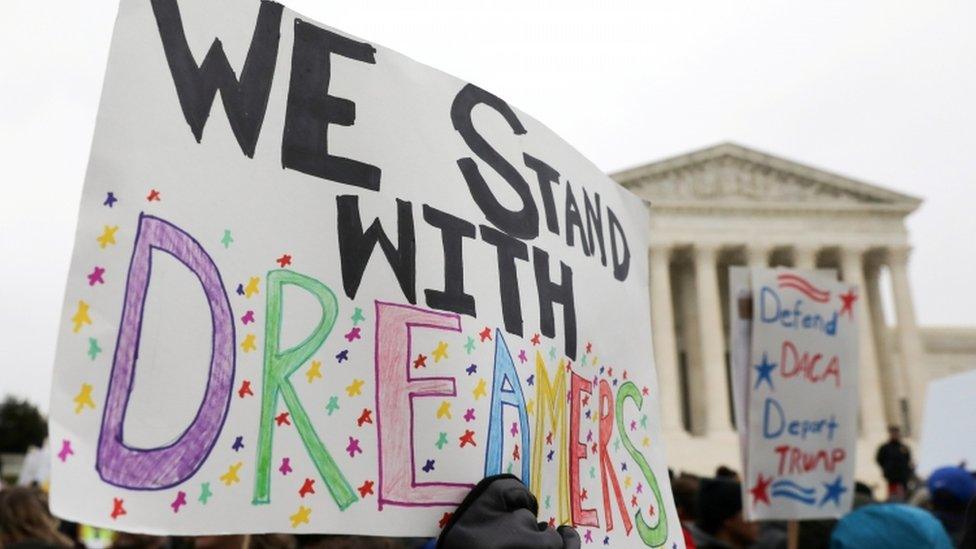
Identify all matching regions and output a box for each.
[918,369,976,477]
[733,268,858,521]
[48,0,680,544]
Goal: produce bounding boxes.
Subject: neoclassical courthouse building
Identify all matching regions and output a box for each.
[611,143,976,482]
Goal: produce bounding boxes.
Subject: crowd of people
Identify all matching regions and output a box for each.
[2,427,975,549]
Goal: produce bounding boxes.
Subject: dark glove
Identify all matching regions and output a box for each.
[438,474,580,549]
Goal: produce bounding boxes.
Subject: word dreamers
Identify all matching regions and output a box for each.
[94,215,667,547]
[761,398,840,441]
[148,0,633,359]
[758,286,838,336]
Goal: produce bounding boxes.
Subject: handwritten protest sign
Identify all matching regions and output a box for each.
[48,0,680,544]
[732,268,858,520]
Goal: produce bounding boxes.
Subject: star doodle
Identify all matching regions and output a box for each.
[346,379,364,396]
[642,386,650,396]
[244,277,260,298]
[435,432,448,449]
[640,414,648,429]
[87,266,105,286]
[581,488,588,501]
[753,352,777,390]
[357,408,373,427]
[510,422,519,437]
[220,462,243,485]
[236,284,245,296]
[544,495,551,509]
[839,288,858,319]
[473,378,487,400]
[630,420,637,431]
[513,444,520,461]
[465,364,477,375]
[358,480,375,497]
[463,408,476,422]
[820,475,848,507]
[71,300,92,333]
[87,338,102,360]
[624,475,632,489]
[345,327,362,342]
[549,346,557,360]
[279,457,293,475]
[413,354,428,369]
[432,341,448,363]
[351,307,365,325]
[326,396,340,415]
[276,254,292,267]
[346,437,363,457]
[438,512,453,529]
[289,505,311,528]
[530,333,541,346]
[171,491,187,513]
[147,189,161,202]
[57,439,74,462]
[584,530,593,543]
[104,191,118,207]
[586,342,593,354]
[547,449,555,462]
[110,498,126,520]
[518,349,527,363]
[422,459,435,473]
[241,334,257,352]
[527,374,535,386]
[299,478,315,498]
[306,360,322,383]
[479,327,492,342]
[73,383,95,414]
[199,482,212,504]
[750,473,772,506]
[459,430,477,448]
[241,310,255,324]
[232,436,244,452]
[96,226,119,248]
[221,229,233,248]
[238,380,253,398]
[336,349,349,363]
[436,401,452,419]
[275,412,291,426]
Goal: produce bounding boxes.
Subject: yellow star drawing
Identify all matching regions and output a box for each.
[436,400,452,419]
[306,360,322,383]
[244,277,260,298]
[432,341,448,363]
[624,475,633,489]
[220,462,243,486]
[73,383,95,414]
[290,505,311,528]
[472,378,487,400]
[345,379,364,397]
[241,334,256,352]
[642,436,651,448]
[527,399,535,416]
[592,356,599,367]
[96,225,119,249]
[71,300,92,333]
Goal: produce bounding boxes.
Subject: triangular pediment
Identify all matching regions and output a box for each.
[612,143,921,214]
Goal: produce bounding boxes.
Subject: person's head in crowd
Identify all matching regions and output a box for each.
[715,466,740,482]
[928,465,976,544]
[853,480,876,509]
[696,478,758,548]
[797,519,838,549]
[0,486,73,548]
[888,425,902,442]
[111,532,169,549]
[831,503,953,548]
[671,475,700,522]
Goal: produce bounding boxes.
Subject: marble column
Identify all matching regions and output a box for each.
[649,244,684,434]
[887,246,927,435]
[694,244,733,435]
[746,244,769,269]
[865,263,901,427]
[793,245,818,271]
[840,247,887,439]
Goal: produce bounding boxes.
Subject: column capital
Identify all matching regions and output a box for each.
[885,245,913,265]
[693,242,721,258]
[840,245,867,264]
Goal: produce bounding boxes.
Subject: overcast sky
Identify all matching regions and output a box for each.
[2,0,974,410]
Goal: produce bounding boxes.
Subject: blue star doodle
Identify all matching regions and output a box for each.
[753,352,777,390]
[820,475,847,507]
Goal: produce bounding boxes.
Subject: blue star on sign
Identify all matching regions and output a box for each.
[753,352,777,390]
[820,475,847,507]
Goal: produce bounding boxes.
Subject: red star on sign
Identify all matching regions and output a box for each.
[413,354,427,368]
[111,498,126,520]
[548,517,556,528]
[146,189,161,202]
[750,473,772,506]
[631,495,638,507]
[276,254,292,268]
[438,512,453,529]
[238,380,253,398]
[275,412,291,426]
[648,503,655,516]
[299,478,315,498]
[642,386,650,396]
[357,408,373,427]
[531,333,541,346]
[479,327,492,342]
[839,288,858,319]
[459,430,477,448]
[358,480,374,497]
[585,342,592,353]
[580,488,588,501]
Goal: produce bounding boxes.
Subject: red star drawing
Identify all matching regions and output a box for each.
[531,333,541,346]
[459,430,477,448]
[479,327,492,342]
[585,342,593,353]
[146,189,161,202]
[582,394,590,407]
[276,254,292,268]
[438,512,453,529]
[648,503,655,516]
[110,498,126,520]
[631,495,638,508]
[548,517,556,528]
[413,354,427,369]
[580,488,588,501]
[299,478,315,498]
[358,480,374,497]
[238,380,253,398]
[591,442,598,454]
[642,386,650,396]
[357,408,373,427]
[607,367,614,377]
[513,444,520,461]
[546,431,553,445]
[839,288,858,319]
[750,473,772,507]
[275,412,291,426]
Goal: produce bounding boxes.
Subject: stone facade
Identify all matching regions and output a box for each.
[610,142,975,484]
